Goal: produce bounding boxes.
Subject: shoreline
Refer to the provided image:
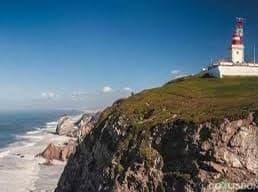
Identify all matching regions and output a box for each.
[0,121,71,192]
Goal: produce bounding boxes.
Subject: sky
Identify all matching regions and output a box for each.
[0,0,257,111]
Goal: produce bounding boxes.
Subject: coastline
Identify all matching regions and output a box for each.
[0,121,71,192]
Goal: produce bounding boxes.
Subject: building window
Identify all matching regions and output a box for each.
[236,51,239,55]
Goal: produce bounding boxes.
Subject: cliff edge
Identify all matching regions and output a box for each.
[55,75,258,192]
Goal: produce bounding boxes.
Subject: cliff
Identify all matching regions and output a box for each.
[56,113,98,138]
[55,75,258,192]
[38,112,98,163]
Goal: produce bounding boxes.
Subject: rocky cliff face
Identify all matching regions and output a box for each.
[56,113,98,138]
[55,110,258,192]
[55,76,258,191]
[38,113,99,163]
[38,139,76,162]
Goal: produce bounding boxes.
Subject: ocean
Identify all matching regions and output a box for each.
[0,109,82,191]
[0,109,80,148]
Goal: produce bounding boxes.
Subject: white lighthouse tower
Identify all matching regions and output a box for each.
[206,18,258,78]
[230,18,244,64]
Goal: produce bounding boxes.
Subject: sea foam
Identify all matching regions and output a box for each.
[0,150,10,158]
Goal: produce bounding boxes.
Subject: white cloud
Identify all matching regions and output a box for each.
[41,92,56,99]
[171,69,187,79]
[123,87,133,92]
[171,70,181,75]
[71,91,89,98]
[102,86,112,93]
[48,92,55,98]
[41,92,47,97]
[71,91,91,101]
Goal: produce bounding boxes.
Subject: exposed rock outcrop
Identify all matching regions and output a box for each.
[39,112,99,163]
[56,115,78,137]
[76,113,100,139]
[56,113,98,138]
[39,139,76,162]
[53,75,258,191]
[55,111,258,192]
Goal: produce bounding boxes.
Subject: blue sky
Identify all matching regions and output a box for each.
[0,0,257,110]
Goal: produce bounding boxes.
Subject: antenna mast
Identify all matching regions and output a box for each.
[236,17,244,40]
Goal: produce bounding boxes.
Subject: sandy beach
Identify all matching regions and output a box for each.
[0,121,71,192]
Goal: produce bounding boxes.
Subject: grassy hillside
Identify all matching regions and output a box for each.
[56,75,258,192]
[104,75,258,125]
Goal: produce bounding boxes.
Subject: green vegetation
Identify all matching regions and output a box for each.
[114,75,258,123]
[100,75,258,173]
[116,162,124,174]
[139,144,159,166]
[172,171,191,180]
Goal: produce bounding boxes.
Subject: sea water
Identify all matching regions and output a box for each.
[0,109,81,192]
[0,109,80,148]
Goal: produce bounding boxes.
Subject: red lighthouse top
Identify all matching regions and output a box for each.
[232,32,241,45]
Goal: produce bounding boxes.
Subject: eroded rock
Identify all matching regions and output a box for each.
[56,113,98,138]
[39,140,76,162]
[55,112,258,192]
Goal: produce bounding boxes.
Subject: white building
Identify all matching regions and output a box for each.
[206,18,258,78]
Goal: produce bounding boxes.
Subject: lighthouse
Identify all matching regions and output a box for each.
[230,18,244,64]
[206,18,258,78]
